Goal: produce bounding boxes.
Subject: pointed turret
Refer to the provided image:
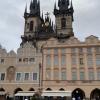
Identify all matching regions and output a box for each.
[24,4,28,18]
[54,2,57,10]
[59,0,69,11]
[70,0,74,21]
[29,0,40,16]
[30,0,33,11]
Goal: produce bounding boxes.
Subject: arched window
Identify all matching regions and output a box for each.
[29,88,35,91]
[30,21,34,31]
[46,88,52,91]
[14,88,23,94]
[61,18,66,28]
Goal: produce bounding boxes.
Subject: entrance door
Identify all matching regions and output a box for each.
[90,89,100,100]
[72,88,85,100]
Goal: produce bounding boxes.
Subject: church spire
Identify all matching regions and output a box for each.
[24,4,27,18]
[29,0,40,16]
[70,0,74,21]
[54,2,57,10]
[30,0,33,11]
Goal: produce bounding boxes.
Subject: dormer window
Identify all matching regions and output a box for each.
[61,18,66,28]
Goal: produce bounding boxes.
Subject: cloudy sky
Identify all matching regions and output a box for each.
[0,0,100,51]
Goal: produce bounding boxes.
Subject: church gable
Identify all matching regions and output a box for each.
[85,35,99,43]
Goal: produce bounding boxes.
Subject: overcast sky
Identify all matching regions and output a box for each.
[0,0,100,51]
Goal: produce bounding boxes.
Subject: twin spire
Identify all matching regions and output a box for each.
[54,0,73,11]
[24,0,40,18]
[24,0,74,21]
[54,0,74,21]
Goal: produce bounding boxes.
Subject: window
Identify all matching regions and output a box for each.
[72,56,77,65]
[54,70,59,80]
[16,73,22,81]
[80,58,84,65]
[72,71,77,80]
[80,71,85,80]
[96,55,100,66]
[23,58,28,62]
[1,59,4,64]
[95,47,100,53]
[0,73,5,81]
[54,55,59,66]
[87,55,93,68]
[30,21,34,31]
[54,48,58,55]
[29,58,35,62]
[61,55,66,66]
[19,58,22,62]
[46,70,51,80]
[61,18,66,28]
[47,49,51,54]
[61,70,66,80]
[24,73,29,80]
[87,48,92,54]
[33,73,37,80]
[79,48,83,53]
[46,55,51,67]
[71,48,76,54]
[61,48,66,54]
[88,71,94,80]
[97,71,100,80]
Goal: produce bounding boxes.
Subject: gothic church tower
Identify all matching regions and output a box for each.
[54,0,74,38]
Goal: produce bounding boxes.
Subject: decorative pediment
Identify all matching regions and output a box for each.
[8,50,16,56]
[67,37,80,44]
[85,35,99,43]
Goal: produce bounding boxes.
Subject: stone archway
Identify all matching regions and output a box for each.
[46,88,52,91]
[14,88,23,100]
[29,88,35,91]
[90,88,100,100]
[14,88,23,94]
[72,88,85,100]
[0,88,6,100]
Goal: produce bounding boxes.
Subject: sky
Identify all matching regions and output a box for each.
[0,0,100,51]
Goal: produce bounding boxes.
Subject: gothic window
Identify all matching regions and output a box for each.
[61,18,66,28]
[30,21,34,31]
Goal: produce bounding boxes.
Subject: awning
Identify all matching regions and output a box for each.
[42,91,72,97]
[15,91,35,97]
[0,92,6,96]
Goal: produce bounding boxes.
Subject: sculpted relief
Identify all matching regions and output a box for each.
[6,66,16,82]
